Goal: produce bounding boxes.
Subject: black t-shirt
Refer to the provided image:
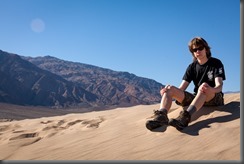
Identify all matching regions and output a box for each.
[183,57,226,93]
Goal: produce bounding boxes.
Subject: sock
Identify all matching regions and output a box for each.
[159,108,168,114]
[186,105,197,115]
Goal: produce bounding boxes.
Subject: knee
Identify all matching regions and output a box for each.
[164,85,177,96]
[198,82,208,95]
[166,85,174,90]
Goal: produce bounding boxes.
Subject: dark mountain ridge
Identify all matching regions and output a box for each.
[0,50,97,108]
[24,55,163,106]
[1,49,163,109]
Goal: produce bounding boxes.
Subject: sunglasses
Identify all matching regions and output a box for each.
[192,46,204,52]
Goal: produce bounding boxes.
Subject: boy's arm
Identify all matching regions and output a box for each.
[179,80,190,91]
[213,77,224,93]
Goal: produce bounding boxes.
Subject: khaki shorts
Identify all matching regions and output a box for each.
[175,91,224,107]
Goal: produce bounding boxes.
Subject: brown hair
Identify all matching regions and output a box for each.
[188,37,212,61]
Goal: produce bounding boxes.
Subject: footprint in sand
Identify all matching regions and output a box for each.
[65,120,83,128]
[40,120,53,124]
[41,119,83,131]
[9,132,39,140]
[41,116,105,132]
[0,124,21,133]
[9,132,42,147]
[81,116,105,128]
[0,125,10,132]
[30,116,106,140]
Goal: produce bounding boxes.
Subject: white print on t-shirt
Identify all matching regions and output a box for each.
[207,71,213,81]
[219,67,223,74]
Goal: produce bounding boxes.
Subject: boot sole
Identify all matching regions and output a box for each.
[168,119,185,131]
[145,120,168,131]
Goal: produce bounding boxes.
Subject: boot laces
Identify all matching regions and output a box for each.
[176,111,190,125]
[152,110,168,122]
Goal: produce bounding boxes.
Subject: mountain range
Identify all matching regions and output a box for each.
[0,50,163,110]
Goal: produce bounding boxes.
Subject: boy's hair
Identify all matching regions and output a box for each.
[188,37,212,61]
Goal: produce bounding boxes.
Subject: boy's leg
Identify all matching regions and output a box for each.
[169,91,216,131]
[160,85,186,111]
[204,92,224,106]
[175,91,195,107]
[168,92,196,131]
[146,86,185,131]
[187,91,215,111]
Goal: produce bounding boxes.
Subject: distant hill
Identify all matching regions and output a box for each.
[0,50,98,108]
[23,55,163,107]
[224,91,240,94]
[0,50,163,109]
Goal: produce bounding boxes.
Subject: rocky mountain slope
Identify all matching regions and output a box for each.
[1,49,163,109]
[0,50,97,108]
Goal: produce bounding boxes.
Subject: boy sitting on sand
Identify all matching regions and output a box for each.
[146,37,226,131]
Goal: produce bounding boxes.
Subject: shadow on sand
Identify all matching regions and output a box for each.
[180,101,240,136]
[150,101,240,135]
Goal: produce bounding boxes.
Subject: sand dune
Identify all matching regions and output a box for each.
[0,93,240,160]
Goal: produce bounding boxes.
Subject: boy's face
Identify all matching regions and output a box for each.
[192,45,207,60]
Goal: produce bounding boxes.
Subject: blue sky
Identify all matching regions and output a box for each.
[0,0,240,93]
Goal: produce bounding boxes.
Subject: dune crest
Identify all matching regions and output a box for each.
[0,93,240,160]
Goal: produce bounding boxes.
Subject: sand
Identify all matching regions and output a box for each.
[0,93,241,161]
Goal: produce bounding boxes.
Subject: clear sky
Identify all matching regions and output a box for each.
[0,0,240,93]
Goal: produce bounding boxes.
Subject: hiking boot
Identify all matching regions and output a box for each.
[145,110,169,131]
[168,110,191,131]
